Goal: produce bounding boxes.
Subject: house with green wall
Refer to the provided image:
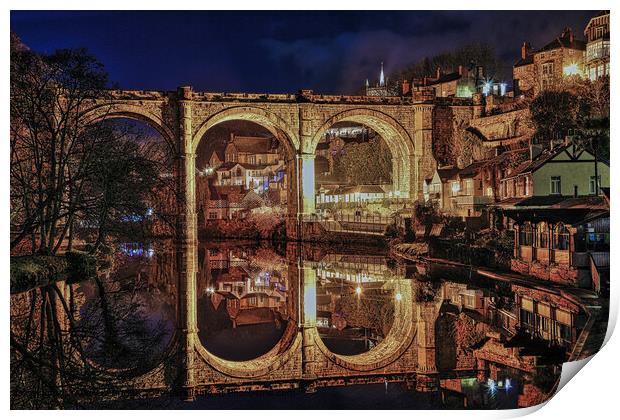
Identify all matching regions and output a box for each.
[499,143,609,200]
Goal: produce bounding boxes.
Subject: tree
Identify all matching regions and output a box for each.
[11,42,110,254]
[335,137,393,184]
[529,90,587,142]
[393,42,503,81]
[529,77,609,160]
[10,38,176,255]
[335,289,395,337]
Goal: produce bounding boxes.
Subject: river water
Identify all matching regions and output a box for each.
[10,239,588,409]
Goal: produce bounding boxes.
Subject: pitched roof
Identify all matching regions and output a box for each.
[537,32,586,52]
[505,144,570,178]
[428,72,462,85]
[436,166,460,182]
[232,135,278,154]
[514,55,534,68]
[499,196,608,225]
[215,162,240,171]
[458,159,493,179]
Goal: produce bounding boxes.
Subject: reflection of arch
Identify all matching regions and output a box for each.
[194,320,301,379]
[192,106,299,159]
[309,109,414,197]
[80,103,177,153]
[313,279,416,372]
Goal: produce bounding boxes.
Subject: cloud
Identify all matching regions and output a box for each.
[258,11,594,94]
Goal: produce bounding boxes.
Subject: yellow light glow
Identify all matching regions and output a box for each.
[395,293,402,301]
[355,286,362,295]
[563,63,580,76]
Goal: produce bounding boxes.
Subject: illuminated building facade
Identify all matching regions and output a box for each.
[584,11,610,81]
[514,27,586,96]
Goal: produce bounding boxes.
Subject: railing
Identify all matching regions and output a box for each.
[303,214,392,235]
[452,195,493,206]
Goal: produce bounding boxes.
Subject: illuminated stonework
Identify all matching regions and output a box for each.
[80,87,437,237]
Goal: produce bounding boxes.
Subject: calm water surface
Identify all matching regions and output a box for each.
[10,239,587,409]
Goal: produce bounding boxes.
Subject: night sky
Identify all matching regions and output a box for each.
[11,10,596,94]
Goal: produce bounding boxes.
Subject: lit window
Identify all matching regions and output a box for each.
[550,176,561,195]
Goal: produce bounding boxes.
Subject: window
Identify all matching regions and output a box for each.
[595,26,604,39]
[553,224,570,250]
[542,62,554,76]
[550,176,561,195]
[208,212,218,219]
[590,175,601,194]
[537,222,549,248]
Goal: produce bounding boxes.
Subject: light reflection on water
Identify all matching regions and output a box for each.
[10,239,587,409]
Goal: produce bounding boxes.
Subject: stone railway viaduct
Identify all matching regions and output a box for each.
[77,87,524,399]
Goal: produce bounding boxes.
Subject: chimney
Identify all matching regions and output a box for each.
[521,42,531,60]
[529,143,543,160]
[402,79,411,96]
[436,66,441,79]
[458,65,463,76]
[476,66,485,80]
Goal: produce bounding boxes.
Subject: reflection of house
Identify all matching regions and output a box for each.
[499,143,610,200]
[512,284,582,348]
[211,262,288,325]
[505,195,609,288]
[584,11,610,81]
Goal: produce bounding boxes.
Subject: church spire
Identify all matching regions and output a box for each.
[379,62,385,87]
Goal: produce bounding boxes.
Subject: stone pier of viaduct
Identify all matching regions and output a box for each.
[80,87,436,239]
[77,87,452,399]
[124,245,446,400]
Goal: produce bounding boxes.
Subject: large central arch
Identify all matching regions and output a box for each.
[191,106,300,159]
[309,108,415,198]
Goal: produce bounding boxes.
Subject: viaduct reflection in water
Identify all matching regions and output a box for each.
[10,240,588,409]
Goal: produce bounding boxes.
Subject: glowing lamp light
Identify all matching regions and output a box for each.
[451,182,460,193]
[487,378,497,395]
[355,286,362,296]
[500,82,507,96]
[482,79,493,96]
[505,378,512,391]
[563,63,579,76]
[395,292,402,301]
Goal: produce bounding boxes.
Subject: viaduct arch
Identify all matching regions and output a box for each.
[79,87,437,397]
